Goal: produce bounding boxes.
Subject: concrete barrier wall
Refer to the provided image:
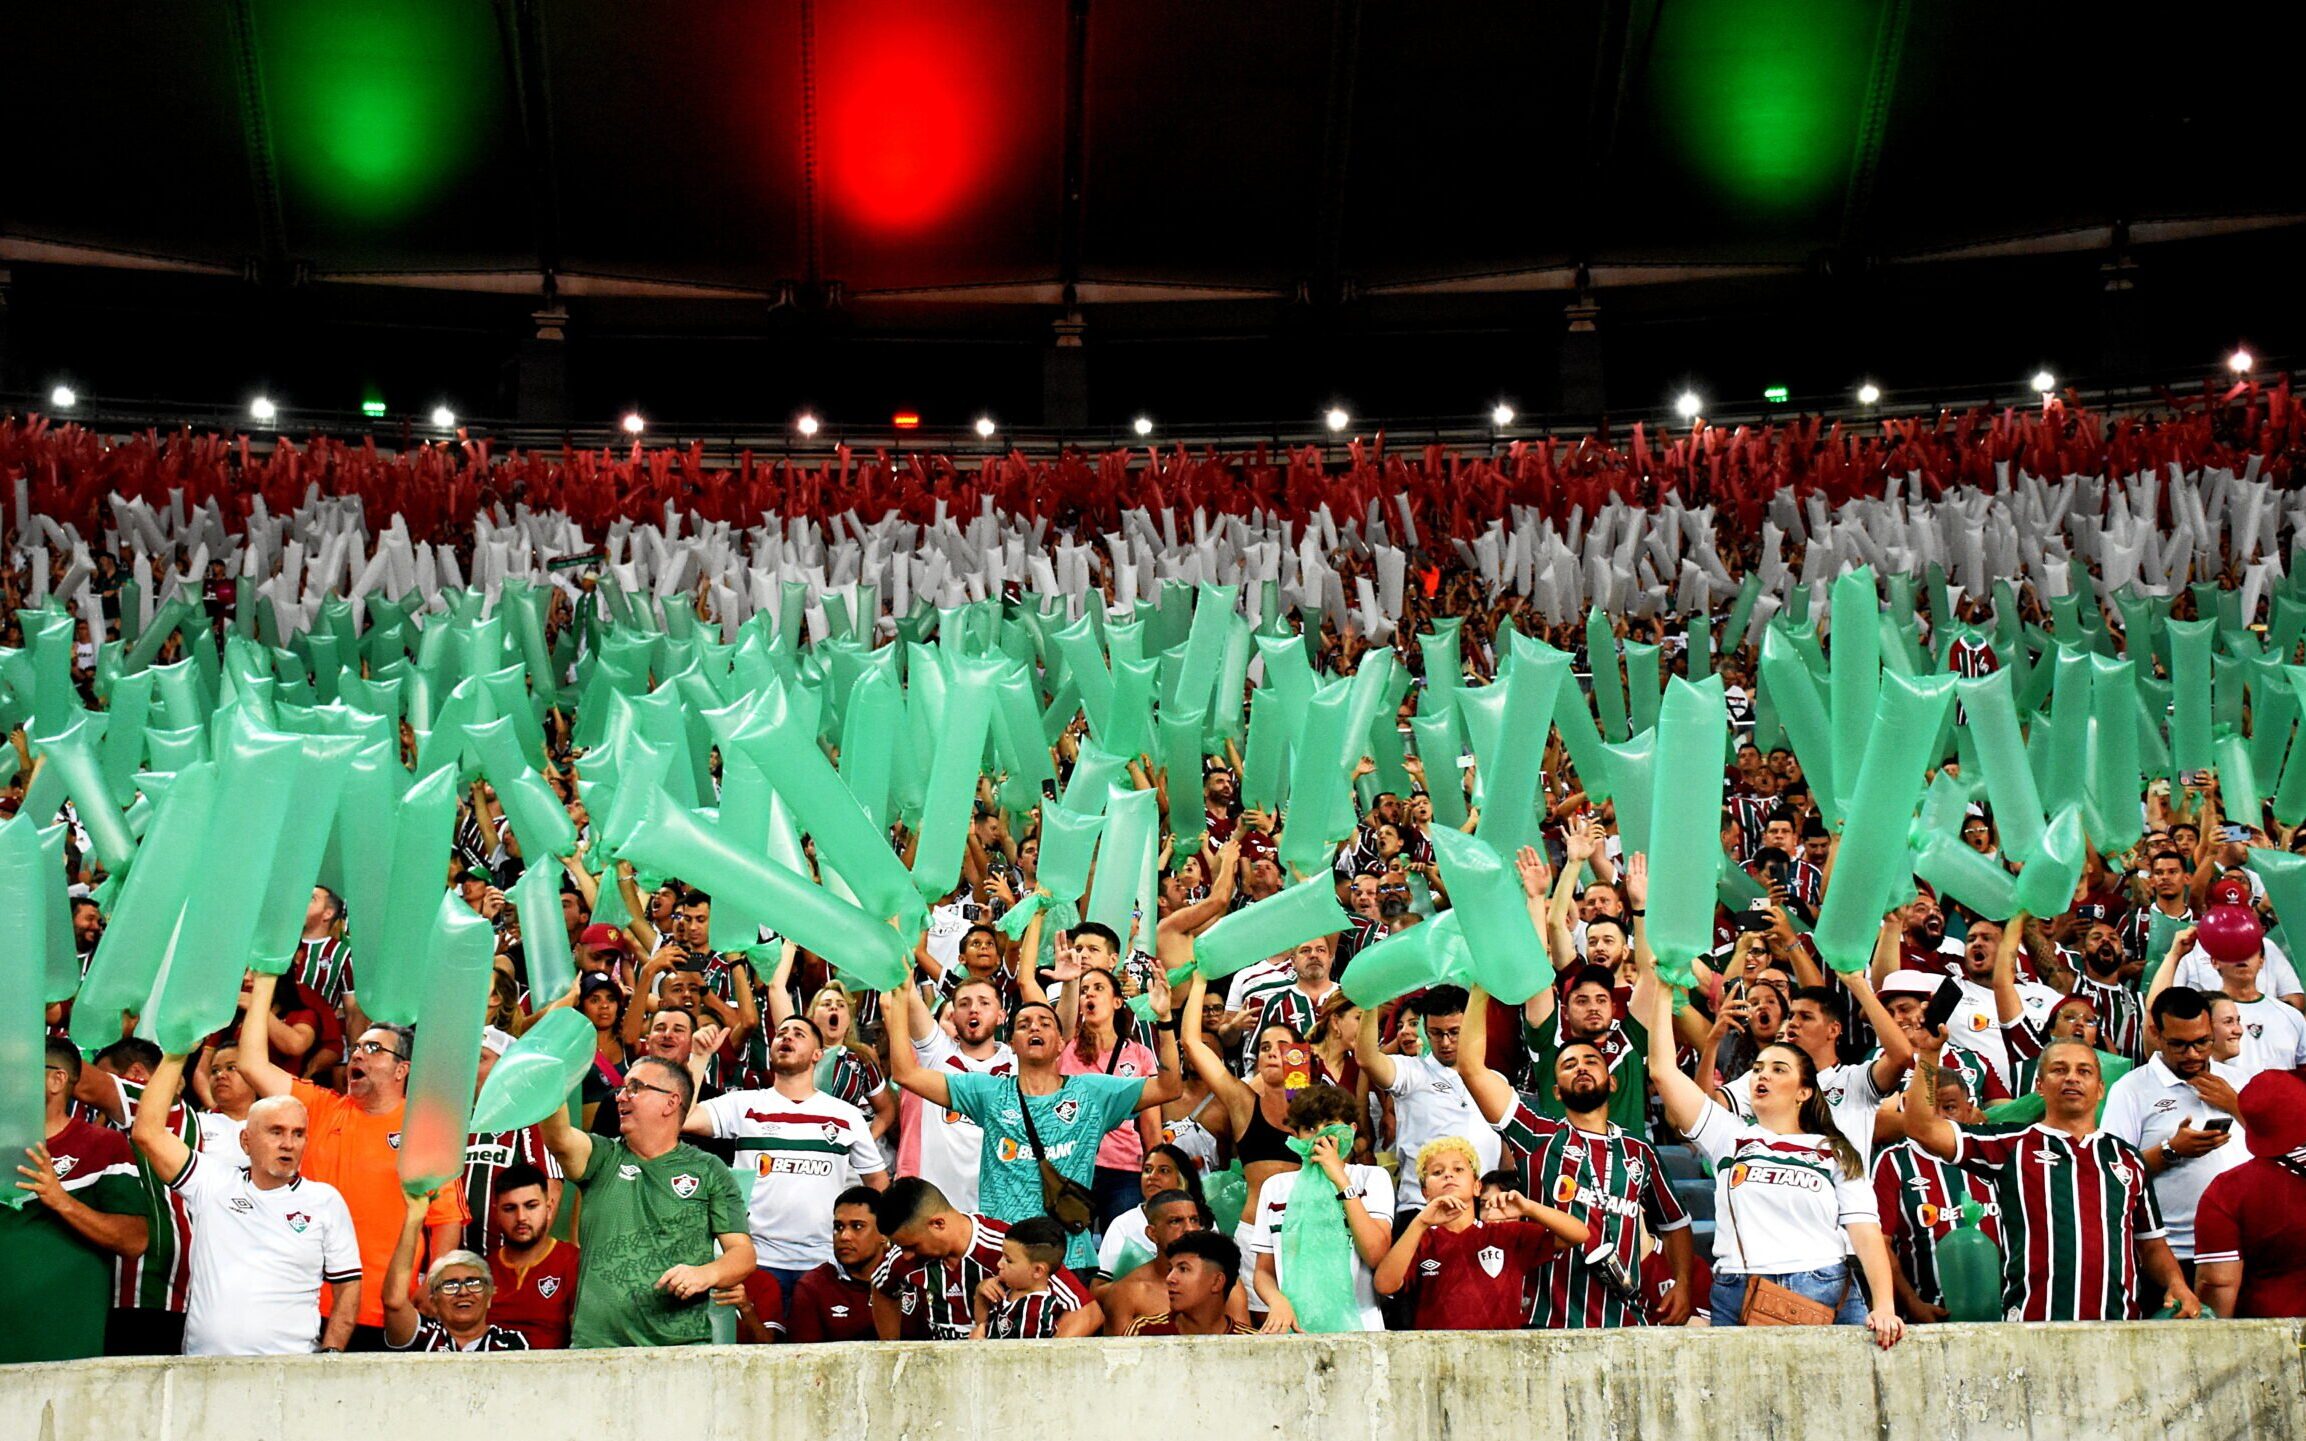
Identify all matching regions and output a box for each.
[4,1323,2298,1441]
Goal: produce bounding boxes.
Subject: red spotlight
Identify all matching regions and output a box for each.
[892,411,922,430]
[819,15,989,233]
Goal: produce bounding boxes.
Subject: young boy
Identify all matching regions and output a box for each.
[1374,1140,1588,1330]
[971,1216,1099,1339]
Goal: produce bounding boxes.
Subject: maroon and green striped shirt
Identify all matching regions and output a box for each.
[1950,1122,2164,1321]
[1498,1100,1688,1329]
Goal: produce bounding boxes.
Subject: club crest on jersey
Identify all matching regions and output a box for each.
[538,1277,562,1298]
[51,1156,77,1178]
[899,1292,919,1315]
[823,1123,845,1144]
[1053,1099,1082,1125]
[2249,1024,2265,1039]
[670,1173,700,1199]
[1477,1245,1505,1278]
[387,1132,403,1150]
[285,1211,311,1234]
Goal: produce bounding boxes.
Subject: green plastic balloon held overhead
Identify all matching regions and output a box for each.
[1810,672,1954,973]
[1645,676,1730,986]
[398,894,498,1196]
[1430,826,1552,1004]
[1192,876,1350,982]
[0,817,53,1209]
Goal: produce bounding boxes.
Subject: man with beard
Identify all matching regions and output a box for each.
[885,981,1181,1276]
[235,974,465,1350]
[2103,987,2248,1270]
[1886,917,2052,1093]
[684,1014,889,1335]
[130,1053,357,1355]
[1359,986,1500,1225]
[2122,850,2196,970]
[1455,989,1694,1327]
[484,1163,580,1348]
[1896,892,1957,978]
[893,977,1016,1213]
[1335,871,1390,970]
[459,1029,562,1256]
[2068,920,2148,1065]
[1254,936,1342,1042]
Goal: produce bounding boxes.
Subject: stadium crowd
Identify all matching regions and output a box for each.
[6,400,2306,1364]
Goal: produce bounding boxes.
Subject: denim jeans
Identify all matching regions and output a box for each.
[1710,1264,1866,1326]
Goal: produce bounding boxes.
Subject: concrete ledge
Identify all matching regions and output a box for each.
[3,1322,2299,1441]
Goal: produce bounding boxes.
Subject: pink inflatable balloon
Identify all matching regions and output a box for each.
[2196,904,2263,963]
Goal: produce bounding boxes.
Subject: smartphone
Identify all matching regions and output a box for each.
[2181,769,2213,789]
[2202,1117,2234,1134]
[2219,824,2253,844]
[1922,979,1963,1034]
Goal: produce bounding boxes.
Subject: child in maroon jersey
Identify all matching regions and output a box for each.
[970,1217,1096,1339]
[1374,1139,1588,1330]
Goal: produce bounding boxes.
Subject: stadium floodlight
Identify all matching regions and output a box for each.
[1133,415,1154,437]
[1674,391,1702,420]
[2229,349,2255,375]
[974,415,998,439]
[250,396,278,424]
[1856,382,1882,406]
[49,385,76,410]
[430,405,457,429]
[1491,403,1516,427]
[621,412,646,435]
[2031,370,2056,394]
[1324,406,1350,433]
[796,412,821,438]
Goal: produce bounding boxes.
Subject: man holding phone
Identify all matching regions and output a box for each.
[2102,987,2249,1271]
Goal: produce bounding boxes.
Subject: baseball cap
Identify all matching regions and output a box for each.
[578,973,623,1003]
[579,924,630,954]
[2206,874,2253,910]
[481,1026,517,1056]
[1877,972,1940,1001]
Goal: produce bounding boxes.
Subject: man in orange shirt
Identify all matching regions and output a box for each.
[238,974,465,1351]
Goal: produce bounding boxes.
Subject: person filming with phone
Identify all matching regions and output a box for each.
[2101,987,2249,1276]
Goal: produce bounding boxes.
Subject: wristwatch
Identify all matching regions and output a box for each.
[1336,1185,1366,1202]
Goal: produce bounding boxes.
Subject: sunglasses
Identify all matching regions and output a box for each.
[619,1078,680,1100]
[350,1040,406,1061]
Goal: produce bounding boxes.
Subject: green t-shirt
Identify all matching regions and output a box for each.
[0,1118,145,1364]
[946,1071,1145,1271]
[1527,1016,1651,1142]
[570,1138,747,1349]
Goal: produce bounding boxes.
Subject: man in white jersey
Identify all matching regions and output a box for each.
[893,978,1016,1212]
[1356,985,1500,1222]
[684,1014,888,1332]
[130,1053,361,1355]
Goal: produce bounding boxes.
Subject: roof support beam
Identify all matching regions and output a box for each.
[1838,0,1913,251]
[223,0,288,278]
[492,0,567,282]
[1308,0,1363,305]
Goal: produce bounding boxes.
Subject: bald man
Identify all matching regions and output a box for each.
[134,1054,362,1355]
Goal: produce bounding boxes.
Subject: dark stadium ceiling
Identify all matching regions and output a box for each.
[3,1,2301,426]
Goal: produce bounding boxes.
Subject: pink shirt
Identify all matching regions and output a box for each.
[1059,1038,1159,1170]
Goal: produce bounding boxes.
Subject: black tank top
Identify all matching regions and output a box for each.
[1237,1093,1296,1167]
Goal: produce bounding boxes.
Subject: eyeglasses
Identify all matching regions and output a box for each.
[432,1277,488,1295]
[350,1040,406,1061]
[619,1078,680,1099]
[2164,1036,2212,1053]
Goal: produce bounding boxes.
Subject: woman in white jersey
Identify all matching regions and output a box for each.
[1643,976,1904,1348]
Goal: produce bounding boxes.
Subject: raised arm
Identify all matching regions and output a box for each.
[539,1086,596,1181]
[1357,1002,1400,1092]
[1452,985,1518,1124]
[1130,968,1183,1112]
[1901,1026,1960,1161]
[1639,951,1713,1135]
[235,973,295,1099]
[1179,974,1255,1130]
[381,1191,431,1348]
[880,986,953,1110]
[2144,925,2198,1011]
[130,1054,195,1186]
[1990,911,2029,1025]
[1845,960,1911,1093]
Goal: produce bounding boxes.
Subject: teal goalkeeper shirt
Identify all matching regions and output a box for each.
[946,1071,1147,1271]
